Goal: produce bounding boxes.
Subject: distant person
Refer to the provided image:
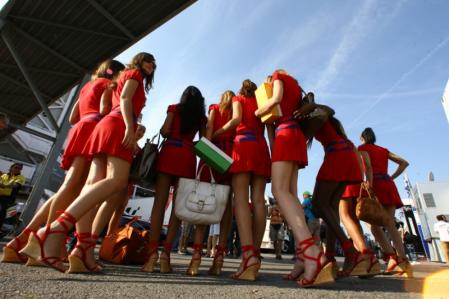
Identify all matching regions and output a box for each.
[177,221,193,255]
[434,215,449,265]
[269,202,285,260]
[301,191,320,246]
[358,127,413,277]
[0,163,25,229]
[0,112,10,129]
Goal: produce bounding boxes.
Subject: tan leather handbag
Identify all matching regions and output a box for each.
[356,184,389,227]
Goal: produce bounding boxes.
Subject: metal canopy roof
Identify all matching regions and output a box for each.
[0,0,196,140]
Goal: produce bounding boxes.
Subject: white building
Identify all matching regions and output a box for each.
[415,180,449,262]
[443,79,449,123]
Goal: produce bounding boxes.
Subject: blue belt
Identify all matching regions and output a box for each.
[324,140,354,153]
[235,131,257,142]
[80,113,102,123]
[275,118,300,133]
[110,109,138,123]
[164,137,192,148]
[374,173,391,180]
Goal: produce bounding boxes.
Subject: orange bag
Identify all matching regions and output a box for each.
[355,184,389,227]
[99,217,150,264]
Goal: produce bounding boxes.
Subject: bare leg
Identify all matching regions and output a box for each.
[232,172,259,274]
[35,156,130,270]
[106,191,129,235]
[148,173,172,244]
[272,161,323,282]
[339,198,369,252]
[383,205,406,259]
[250,175,267,249]
[46,157,90,223]
[94,187,128,237]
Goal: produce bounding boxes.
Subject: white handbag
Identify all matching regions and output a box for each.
[174,165,231,224]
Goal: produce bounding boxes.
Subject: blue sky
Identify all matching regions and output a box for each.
[116,0,449,199]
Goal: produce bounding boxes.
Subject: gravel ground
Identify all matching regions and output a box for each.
[1,242,447,299]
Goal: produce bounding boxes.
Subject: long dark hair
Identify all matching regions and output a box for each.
[127,52,156,92]
[178,86,206,134]
[361,127,376,144]
[329,116,347,139]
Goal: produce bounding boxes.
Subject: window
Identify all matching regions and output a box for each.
[422,193,436,208]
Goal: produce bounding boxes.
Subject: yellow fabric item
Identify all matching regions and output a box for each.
[0,174,25,196]
[255,82,282,124]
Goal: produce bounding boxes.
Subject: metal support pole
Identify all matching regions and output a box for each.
[8,122,56,142]
[1,25,60,132]
[18,75,89,229]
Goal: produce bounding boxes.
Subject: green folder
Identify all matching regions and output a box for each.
[194,137,233,174]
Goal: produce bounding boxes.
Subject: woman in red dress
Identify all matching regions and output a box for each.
[2,60,124,264]
[142,86,206,274]
[185,90,236,276]
[256,71,333,287]
[340,150,381,276]
[20,53,156,273]
[215,79,270,281]
[295,97,375,279]
[358,127,412,277]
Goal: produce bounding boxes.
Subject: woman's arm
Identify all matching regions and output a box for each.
[205,109,215,140]
[99,87,113,115]
[254,80,283,117]
[69,100,80,125]
[360,151,373,187]
[160,112,174,138]
[120,79,138,150]
[213,101,242,138]
[389,151,409,179]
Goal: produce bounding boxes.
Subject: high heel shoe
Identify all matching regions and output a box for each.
[20,212,76,273]
[1,228,34,263]
[67,232,102,273]
[231,245,260,281]
[25,257,44,267]
[358,249,381,278]
[159,241,173,273]
[208,245,225,276]
[186,243,203,276]
[283,248,304,280]
[338,240,369,277]
[384,254,413,277]
[296,237,335,288]
[142,240,159,273]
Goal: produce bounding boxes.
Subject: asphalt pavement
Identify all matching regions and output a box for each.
[1,240,448,299]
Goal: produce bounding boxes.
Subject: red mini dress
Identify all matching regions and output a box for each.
[271,72,308,168]
[358,143,403,208]
[229,95,271,179]
[157,104,199,179]
[85,69,146,163]
[60,78,110,170]
[314,120,362,183]
[199,104,235,184]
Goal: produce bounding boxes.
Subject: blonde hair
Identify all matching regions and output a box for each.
[219,90,235,113]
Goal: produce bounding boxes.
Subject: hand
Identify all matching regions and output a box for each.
[212,129,222,139]
[293,108,309,120]
[122,128,136,150]
[254,108,263,118]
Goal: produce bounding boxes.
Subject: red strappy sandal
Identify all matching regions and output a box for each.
[296,237,335,288]
[231,245,260,281]
[1,228,34,263]
[20,212,77,273]
[160,241,173,273]
[186,243,203,276]
[338,240,369,277]
[283,246,305,281]
[67,232,102,273]
[358,249,381,278]
[142,240,159,273]
[209,244,225,276]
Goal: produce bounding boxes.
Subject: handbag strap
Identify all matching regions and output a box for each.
[196,164,216,184]
[359,183,373,200]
